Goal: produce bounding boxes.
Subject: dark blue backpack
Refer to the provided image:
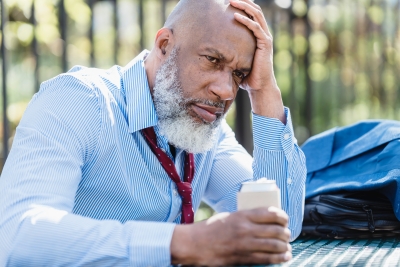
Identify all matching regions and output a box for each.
[301,120,400,238]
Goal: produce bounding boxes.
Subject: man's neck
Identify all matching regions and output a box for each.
[143,50,157,95]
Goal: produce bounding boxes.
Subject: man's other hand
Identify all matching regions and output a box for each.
[170,207,292,266]
[229,0,286,124]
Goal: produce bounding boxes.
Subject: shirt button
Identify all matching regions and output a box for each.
[287,178,292,185]
[173,189,178,196]
[284,133,290,140]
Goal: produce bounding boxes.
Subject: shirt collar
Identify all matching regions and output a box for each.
[122,50,158,133]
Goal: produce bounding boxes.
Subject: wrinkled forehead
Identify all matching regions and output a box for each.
[183,4,256,64]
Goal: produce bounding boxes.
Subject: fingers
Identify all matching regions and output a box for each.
[231,238,292,265]
[244,206,289,227]
[236,0,260,9]
[196,211,292,266]
[249,238,291,253]
[229,0,270,35]
[233,250,292,265]
[231,209,290,245]
[233,13,272,49]
[251,224,291,242]
[249,251,292,264]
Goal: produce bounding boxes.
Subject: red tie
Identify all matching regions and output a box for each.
[141,127,195,224]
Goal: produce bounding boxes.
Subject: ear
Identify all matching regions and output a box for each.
[154,28,174,60]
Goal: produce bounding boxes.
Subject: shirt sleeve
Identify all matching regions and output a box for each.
[0,74,175,266]
[203,107,306,241]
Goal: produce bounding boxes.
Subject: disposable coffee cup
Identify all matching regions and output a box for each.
[237,178,281,210]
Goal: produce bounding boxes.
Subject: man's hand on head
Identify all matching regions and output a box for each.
[170,207,292,266]
[230,0,287,124]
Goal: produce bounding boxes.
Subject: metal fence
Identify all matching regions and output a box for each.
[1,0,400,169]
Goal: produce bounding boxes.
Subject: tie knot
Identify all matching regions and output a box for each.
[177,182,192,192]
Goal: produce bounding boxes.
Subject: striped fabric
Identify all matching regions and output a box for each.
[0,50,306,266]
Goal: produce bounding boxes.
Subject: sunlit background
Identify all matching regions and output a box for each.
[1,0,400,220]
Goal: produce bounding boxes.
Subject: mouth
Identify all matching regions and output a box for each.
[191,103,224,123]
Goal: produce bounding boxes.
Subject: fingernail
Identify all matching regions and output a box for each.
[267,206,279,212]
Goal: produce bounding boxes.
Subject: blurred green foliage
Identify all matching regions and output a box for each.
[1,0,400,220]
[273,0,400,143]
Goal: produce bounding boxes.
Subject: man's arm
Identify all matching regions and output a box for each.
[169,1,306,264]
[229,0,286,123]
[225,0,307,238]
[252,109,307,239]
[204,112,306,239]
[169,107,305,266]
[0,75,175,266]
[197,0,307,253]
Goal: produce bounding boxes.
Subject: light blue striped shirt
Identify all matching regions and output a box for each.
[0,51,306,266]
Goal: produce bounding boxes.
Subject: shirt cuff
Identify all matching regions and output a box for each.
[252,107,296,151]
[128,221,176,266]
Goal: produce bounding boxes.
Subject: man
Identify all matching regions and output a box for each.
[0,0,306,265]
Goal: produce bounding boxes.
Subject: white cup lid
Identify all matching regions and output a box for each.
[240,178,276,192]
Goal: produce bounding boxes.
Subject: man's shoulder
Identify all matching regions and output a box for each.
[19,66,115,147]
[38,65,124,100]
[23,65,126,126]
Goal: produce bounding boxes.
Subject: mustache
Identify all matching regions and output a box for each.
[184,98,225,109]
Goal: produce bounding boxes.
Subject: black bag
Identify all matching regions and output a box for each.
[302,192,400,239]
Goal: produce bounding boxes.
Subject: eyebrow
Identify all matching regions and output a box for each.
[204,48,252,72]
[205,48,226,60]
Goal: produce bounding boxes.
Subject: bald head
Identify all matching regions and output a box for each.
[164,0,254,47]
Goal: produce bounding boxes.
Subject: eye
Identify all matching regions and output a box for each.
[233,70,245,80]
[206,56,219,64]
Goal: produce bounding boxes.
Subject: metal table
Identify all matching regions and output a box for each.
[270,236,400,266]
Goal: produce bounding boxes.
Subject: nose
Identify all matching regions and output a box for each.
[208,70,235,101]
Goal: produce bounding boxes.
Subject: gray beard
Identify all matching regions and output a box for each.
[152,48,224,154]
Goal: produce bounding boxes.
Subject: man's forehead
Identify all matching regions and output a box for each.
[196,15,256,66]
[169,0,256,67]
[203,4,256,53]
